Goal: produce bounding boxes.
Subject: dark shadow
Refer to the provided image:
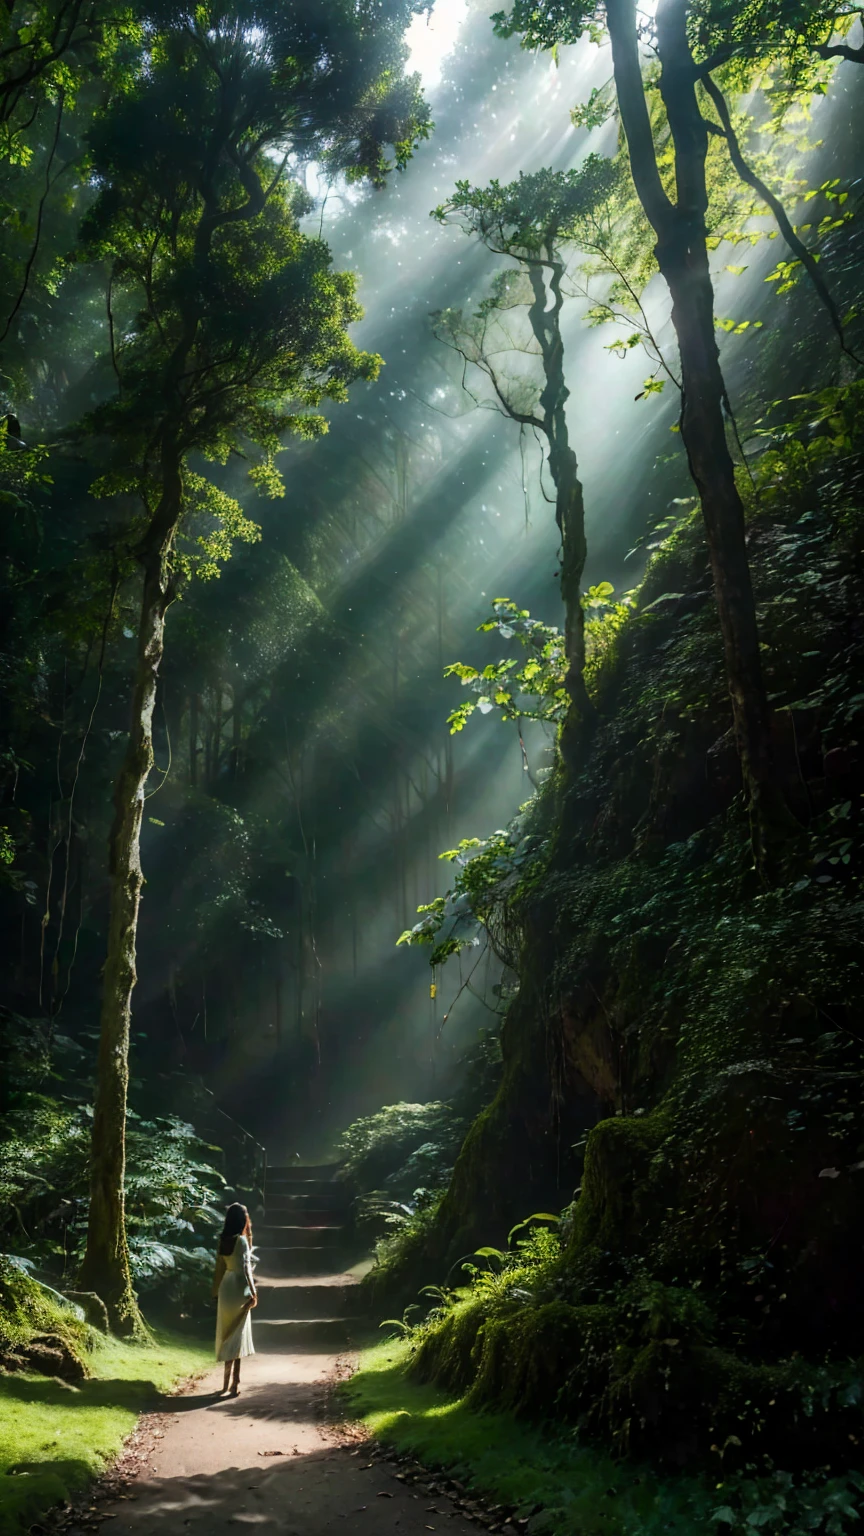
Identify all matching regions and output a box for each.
[2,1456,98,1533]
[0,1373,222,1416]
[205,1377,329,1427]
[59,1442,481,1536]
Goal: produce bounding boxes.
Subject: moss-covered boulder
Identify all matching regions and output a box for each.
[0,1259,92,1380]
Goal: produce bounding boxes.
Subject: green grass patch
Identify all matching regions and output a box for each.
[0,1329,211,1533]
[342,1339,721,1536]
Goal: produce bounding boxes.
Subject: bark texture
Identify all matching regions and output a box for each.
[526,257,593,752]
[78,449,181,1333]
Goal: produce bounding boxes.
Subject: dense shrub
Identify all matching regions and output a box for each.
[0,1011,227,1312]
[337,1101,461,1193]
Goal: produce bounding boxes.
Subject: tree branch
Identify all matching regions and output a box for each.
[816,40,864,62]
[701,74,862,365]
[0,88,65,345]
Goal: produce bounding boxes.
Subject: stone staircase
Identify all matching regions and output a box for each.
[253,1163,361,1351]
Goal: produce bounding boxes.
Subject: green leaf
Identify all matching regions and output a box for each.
[508,1212,561,1244]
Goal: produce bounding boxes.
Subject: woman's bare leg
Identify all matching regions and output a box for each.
[230,1358,241,1395]
[222,1360,232,1394]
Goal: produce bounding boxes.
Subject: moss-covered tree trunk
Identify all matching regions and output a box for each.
[526,258,593,754]
[78,447,181,1334]
[606,0,780,862]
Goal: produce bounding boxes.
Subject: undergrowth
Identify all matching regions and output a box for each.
[345,1341,864,1536]
[367,384,864,1488]
[0,1010,227,1312]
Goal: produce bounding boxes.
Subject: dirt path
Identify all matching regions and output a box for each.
[81,1348,481,1536]
[64,1166,483,1535]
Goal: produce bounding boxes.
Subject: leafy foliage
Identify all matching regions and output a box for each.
[0,1009,226,1306]
[397,810,548,971]
[433,158,623,256]
[377,368,864,1489]
[444,598,569,735]
[337,1100,459,1192]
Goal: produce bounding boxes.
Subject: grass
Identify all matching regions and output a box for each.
[341,1339,720,1536]
[0,1329,211,1533]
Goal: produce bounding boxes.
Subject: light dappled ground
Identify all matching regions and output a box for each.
[0,1331,210,1533]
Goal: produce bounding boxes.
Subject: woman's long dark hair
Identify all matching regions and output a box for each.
[218,1201,252,1256]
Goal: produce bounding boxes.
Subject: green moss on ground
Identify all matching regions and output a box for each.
[343,1339,730,1536]
[0,1330,210,1533]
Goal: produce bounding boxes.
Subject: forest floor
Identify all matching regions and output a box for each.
[343,1341,719,1536]
[0,1332,210,1533]
[47,1344,484,1536]
[37,1335,727,1536]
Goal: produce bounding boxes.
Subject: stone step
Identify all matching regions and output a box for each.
[255,1280,358,1321]
[256,1247,352,1278]
[257,1209,337,1229]
[254,1317,357,1351]
[257,1225,343,1250]
[266,1183,352,1206]
[256,1220,344,1242]
[266,1164,341,1182]
[264,1194,348,1212]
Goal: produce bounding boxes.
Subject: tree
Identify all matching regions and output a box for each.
[75,0,431,1331]
[492,0,861,859]
[0,0,106,129]
[432,159,619,752]
[0,0,133,354]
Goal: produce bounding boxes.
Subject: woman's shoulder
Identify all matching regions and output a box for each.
[217,1234,247,1256]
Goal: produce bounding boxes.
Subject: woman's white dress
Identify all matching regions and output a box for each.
[214,1234,256,1361]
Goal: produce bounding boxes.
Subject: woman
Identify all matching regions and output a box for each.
[212,1201,257,1395]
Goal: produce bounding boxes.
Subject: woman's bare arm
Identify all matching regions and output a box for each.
[243,1235,257,1305]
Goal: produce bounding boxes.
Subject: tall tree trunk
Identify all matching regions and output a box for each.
[78,448,181,1333]
[526,260,593,754]
[606,0,780,857]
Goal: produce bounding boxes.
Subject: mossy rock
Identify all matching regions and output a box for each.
[566,1109,673,1261]
[0,1259,92,1378]
[0,1330,88,1383]
[604,1341,864,1467]
[470,1300,613,1417]
[426,983,594,1266]
[62,1290,110,1333]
